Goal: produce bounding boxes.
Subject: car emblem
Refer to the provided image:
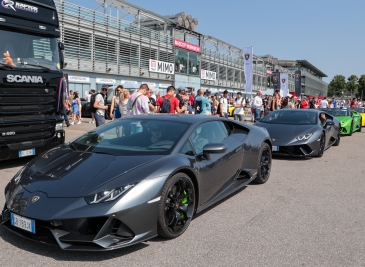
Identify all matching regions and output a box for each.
[32,196,40,203]
[45,89,49,93]
[272,138,276,141]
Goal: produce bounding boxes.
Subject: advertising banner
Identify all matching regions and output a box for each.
[272,72,280,90]
[149,59,174,75]
[295,70,302,96]
[243,46,253,93]
[201,69,217,81]
[280,73,288,97]
[174,39,201,53]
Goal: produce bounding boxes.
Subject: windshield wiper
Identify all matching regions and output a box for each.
[21,63,51,71]
[68,143,78,151]
[0,63,14,69]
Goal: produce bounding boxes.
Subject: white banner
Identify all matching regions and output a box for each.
[68,76,90,83]
[243,47,253,93]
[149,59,174,75]
[201,69,217,81]
[280,73,288,97]
[96,78,116,84]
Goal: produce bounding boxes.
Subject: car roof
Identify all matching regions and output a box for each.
[124,114,228,124]
[273,109,320,114]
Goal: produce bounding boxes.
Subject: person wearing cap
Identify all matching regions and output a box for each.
[93,85,109,127]
[219,90,229,118]
[176,86,186,111]
[233,92,246,121]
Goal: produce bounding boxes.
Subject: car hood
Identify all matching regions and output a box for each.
[19,147,166,198]
[335,116,351,123]
[256,123,318,145]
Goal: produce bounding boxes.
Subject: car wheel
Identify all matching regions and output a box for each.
[333,131,340,146]
[316,132,325,157]
[349,121,353,136]
[357,119,362,132]
[158,173,195,239]
[252,142,272,184]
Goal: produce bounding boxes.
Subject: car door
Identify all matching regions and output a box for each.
[189,121,242,206]
[351,110,360,130]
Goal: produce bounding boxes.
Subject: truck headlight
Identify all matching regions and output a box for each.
[55,123,63,131]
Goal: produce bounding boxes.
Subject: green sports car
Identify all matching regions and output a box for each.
[319,108,362,135]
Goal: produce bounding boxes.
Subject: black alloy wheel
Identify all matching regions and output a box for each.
[158,173,195,239]
[333,131,341,146]
[316,133,325,157]
[357,119,362,132]
[253,143,272,184]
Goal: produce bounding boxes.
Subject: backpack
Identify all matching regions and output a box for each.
[90,93,102,113]
[195,98,204,114]
[160,95,173,113]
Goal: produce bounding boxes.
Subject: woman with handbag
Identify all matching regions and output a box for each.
[110,85,124,120]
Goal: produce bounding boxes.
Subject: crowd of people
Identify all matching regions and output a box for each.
[62,84,364,127]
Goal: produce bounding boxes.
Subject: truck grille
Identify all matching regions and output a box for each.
[0,122,54,142]
[0,82,58,124]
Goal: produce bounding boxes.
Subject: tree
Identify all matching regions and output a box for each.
[357,75,365,99]
[346,75,358,96]
[328,75,346,97]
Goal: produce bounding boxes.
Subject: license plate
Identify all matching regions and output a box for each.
[19,149,35,158]
[272,146,279,152]
[10,213,36,234]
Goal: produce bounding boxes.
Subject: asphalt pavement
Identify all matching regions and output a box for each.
[0,117,364,267]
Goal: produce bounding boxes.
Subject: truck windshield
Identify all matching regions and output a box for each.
[0,29,60,71]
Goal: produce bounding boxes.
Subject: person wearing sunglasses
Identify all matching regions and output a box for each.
[93,84,109,127]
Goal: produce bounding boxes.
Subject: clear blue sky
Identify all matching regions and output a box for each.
[66,0,365,83]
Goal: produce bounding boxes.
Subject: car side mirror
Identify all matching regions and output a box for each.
[58,42,65,69]
[325,120,335,126]
[202,143,228,160]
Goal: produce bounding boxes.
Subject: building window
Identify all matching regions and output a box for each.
[175,48,200,76]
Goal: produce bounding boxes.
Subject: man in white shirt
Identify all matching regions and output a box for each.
[93,86,108,127]
[233,92,246,121]
[320,97,329,108]
[253,90,263,122]
[219,90,229,118]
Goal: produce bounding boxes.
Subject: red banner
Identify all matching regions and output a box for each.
[174,39,201,53]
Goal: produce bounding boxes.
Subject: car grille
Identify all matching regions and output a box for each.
[0,83,58,123]
[0,123,54,143]
[2,215,135,250]
[274,144,313,156]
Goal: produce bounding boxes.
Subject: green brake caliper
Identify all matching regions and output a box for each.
[179,190,188,219]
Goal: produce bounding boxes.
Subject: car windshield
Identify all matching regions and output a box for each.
[321,108,350,116]
[260,110,318,125]
[0,29,60,71]
[353,108,364,113]
[71,118,190,156]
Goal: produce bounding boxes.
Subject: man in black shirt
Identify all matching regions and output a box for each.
[147,89,156,112]
[176,86,186,109]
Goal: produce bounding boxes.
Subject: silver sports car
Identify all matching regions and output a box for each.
[1,115,272,250]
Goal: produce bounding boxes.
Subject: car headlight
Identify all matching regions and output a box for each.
[84,183,137,204]
[55,123,63,131]
[340,121,345,125]
[296,133,313,141]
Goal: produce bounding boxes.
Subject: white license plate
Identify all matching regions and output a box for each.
[19,149,35,158]
[272,146,279,152]
[10,213,36,234]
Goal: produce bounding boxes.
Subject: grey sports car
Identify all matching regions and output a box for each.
[1,115,272,251]
[255,109,341,157]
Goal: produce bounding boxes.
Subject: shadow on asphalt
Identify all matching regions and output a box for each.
[0,226,149,261]
[1,157,33,170]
